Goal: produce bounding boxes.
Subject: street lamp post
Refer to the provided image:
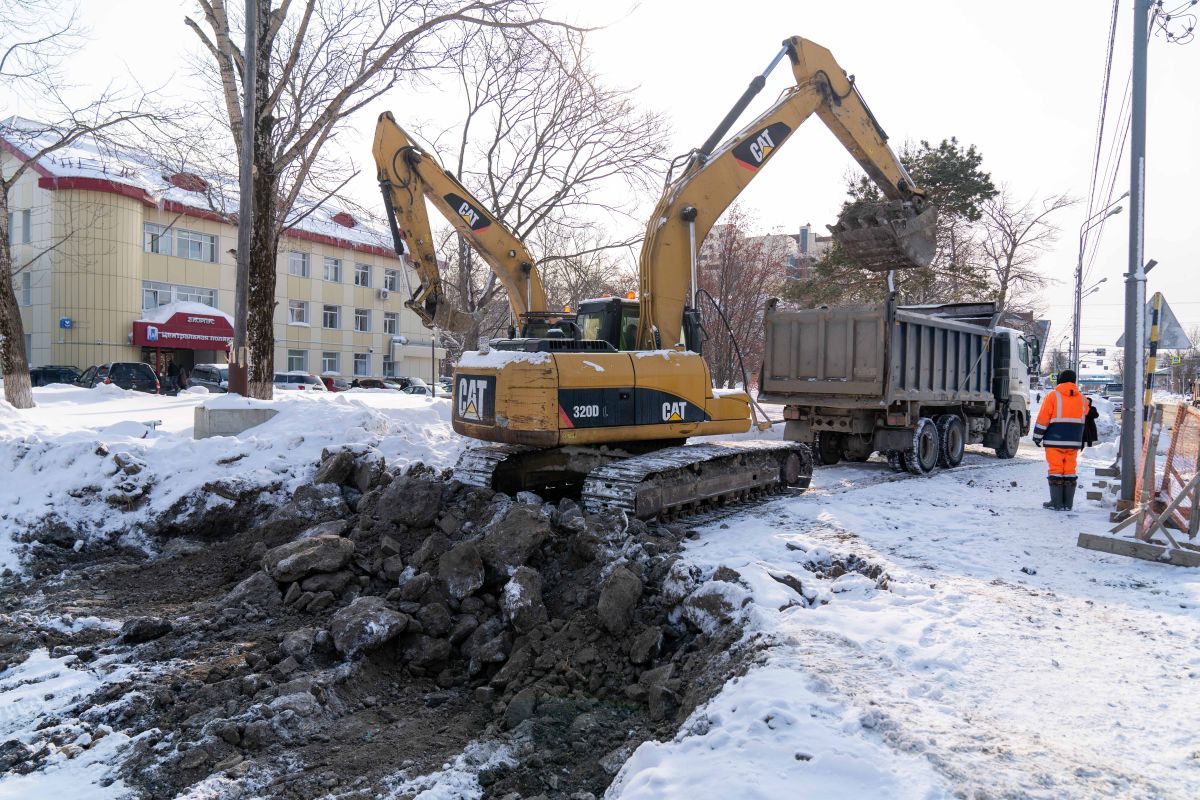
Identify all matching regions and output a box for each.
[1072,193,1127,370]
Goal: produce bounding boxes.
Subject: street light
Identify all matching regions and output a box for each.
[1072,192,1129,369]
[1082,277,1108,300]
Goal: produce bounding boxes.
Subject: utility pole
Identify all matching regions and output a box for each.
[228,0,257,396]
[1120,0,1150,507]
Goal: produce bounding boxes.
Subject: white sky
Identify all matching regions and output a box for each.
[7,0,1199,352]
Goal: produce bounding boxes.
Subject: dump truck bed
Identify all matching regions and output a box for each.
[759,302,995,407]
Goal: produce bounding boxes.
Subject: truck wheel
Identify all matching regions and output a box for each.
[994,412,1021,459]
[936,415,966,467]
[907,418,940,474]
[815,432,843,466]
[887,450,908,472]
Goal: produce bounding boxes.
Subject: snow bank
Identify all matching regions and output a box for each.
[0,387,463,570]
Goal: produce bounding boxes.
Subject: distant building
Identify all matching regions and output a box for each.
[703,222,832,282]
[2,116,444,381]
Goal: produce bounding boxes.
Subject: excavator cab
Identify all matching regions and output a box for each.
[574,298,640,351]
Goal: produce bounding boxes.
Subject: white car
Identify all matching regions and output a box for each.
[273,371,328,391]
[402,384,451,398]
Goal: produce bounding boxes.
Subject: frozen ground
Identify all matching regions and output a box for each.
[2,387,1198,798]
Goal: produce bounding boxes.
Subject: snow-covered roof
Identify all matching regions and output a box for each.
[138,301,234,324]
[0,115,395,257]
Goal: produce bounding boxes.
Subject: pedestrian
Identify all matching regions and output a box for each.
[178,366,190,391]
[1032,369,1092,511]
[167,360,179,393]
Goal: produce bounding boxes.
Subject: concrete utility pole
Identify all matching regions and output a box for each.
[1120,0,1150,506]
[229,0,257,396]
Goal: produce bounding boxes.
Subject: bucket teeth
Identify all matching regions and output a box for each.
[831,201,938,272]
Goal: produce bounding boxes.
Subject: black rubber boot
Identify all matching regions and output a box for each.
[1062,478,1077,510]
[1042,477,1065,510]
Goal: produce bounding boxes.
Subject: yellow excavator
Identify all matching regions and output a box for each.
[372,35,937,518]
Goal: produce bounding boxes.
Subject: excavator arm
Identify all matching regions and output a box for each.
[637,35,936,350]
[372,111,548,335]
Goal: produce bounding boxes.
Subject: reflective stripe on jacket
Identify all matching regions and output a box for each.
[1033,383,1089,449]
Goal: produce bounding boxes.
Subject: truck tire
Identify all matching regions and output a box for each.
[936,415,966,468]
[907,418,940,474]
[815,432,843,466]
[887,450,908,473]
[994,412,1021,459]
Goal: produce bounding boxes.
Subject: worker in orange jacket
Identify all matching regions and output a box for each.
[1032,369,1091,510]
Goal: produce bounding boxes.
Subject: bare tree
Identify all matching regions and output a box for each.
[698,206,789,389]
[978,189,1075,316]
[1,0,158,408]
[422,24,670,350]
[186,0,579,398]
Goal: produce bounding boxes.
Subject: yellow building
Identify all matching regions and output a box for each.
[3,116,445,382]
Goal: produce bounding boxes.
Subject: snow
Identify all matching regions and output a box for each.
[457,349,551,369]
[613,443,1200,798]
[137,301,233,324]
[581,360,606,373]
[378,739,515,799]
[0,385,464,570]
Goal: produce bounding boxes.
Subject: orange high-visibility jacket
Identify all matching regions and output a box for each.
[1034,382,1089,449]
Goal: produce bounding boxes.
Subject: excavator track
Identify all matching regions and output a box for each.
[453,441,813,520]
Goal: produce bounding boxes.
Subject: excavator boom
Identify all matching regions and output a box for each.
[372,112,548,336]
[637,36,937,350]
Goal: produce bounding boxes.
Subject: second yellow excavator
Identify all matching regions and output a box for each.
[373,35,937,518]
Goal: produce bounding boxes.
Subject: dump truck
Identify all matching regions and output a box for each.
[759,300,1040,473]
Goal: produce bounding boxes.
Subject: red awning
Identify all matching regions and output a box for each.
[132,311,233,350]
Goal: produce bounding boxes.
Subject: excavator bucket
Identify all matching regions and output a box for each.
[830,201,938,272]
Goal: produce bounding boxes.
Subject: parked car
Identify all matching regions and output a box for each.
[350,377,402,390]
[190,363,229,393]
[76,362,160,394]
[29,365,81,387]
[402,383,451,398]
[392,376,428,391]
[273,371,327,391]
[320,375,352,392]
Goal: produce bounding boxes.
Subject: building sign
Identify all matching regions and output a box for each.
[59,317,72,329]
[132,311,233,350]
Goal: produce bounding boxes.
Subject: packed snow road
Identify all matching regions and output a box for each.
[611,444,1200,799]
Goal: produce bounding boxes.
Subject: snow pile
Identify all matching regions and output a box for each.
[0,387,463,570]
[457,349,550,369]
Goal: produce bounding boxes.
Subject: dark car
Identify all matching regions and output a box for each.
[321,375,351,392]
[190,364,229,393]
[29,365,81,387]
[76,362,160,393]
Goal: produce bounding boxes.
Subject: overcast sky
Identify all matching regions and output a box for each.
[7,0,1198,352]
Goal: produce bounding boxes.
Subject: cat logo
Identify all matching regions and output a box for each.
[456,376,495,423]
[443,193,491,232]
[662,401,688,422]
[732,122,793,172]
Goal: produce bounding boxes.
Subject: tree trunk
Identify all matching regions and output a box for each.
[0,196,34,409]
[247,131,278,399]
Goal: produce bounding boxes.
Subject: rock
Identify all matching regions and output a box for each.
[462,618,509,668]
[398,572,434,601]
[711,566,743,584]
[380,555,406,582]
[448,614,479,646]
[299,519,350,539]
[351,447,387,493]
[490,646,532,688]
[261,534,355,584]
[474,686,496,704]
[629,626,662,664]
[380,535,402,557]
[329,597,410,659]
[503,687,538,730]
[179,746,209,770]
[121,617,172,644]
[0,740,33,772]
[375,476,443,529]
[300,569,354,595]
[283,582,302,605]
[479,505,551,576]
[280,628,315,661]
[306,590,336,612]
[400,634,452,669]
[411,533,449,570]
[500,567,547,634]
[221,572,282,610]
[599,744,636,776]
[597,567,642,635]
[415,602,453,638]
[263,484,349,535]
[438,542,485,600]
[241,719,272,750]
[313,449,355,486]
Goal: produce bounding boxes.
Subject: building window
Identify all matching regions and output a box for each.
[353,353,370,376]
[176,229,218,262]
[382,358,396,377]
[322,304,340,329]
[7,209,32,245]
[288,300,308,324]
[383,312,399,335]
[143,222,172,255]
[354,308,370,332]
[321,352,339,374]
[20,272,31,306]
[25,333,32,367]
[288,251,309,277]
[324,257,342,282]
[141,280,217,310]
[354,263,371,287]
[383,269,399,292]
[287,350,307,372]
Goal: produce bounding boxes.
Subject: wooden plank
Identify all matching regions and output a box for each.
[1086,491,1103,501]
[1095,467,1120,477]
[1077,532,1200,567]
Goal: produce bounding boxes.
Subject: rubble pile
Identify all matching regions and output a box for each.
[1,446,760,799]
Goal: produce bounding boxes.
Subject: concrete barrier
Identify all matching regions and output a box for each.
[194,406,279,439]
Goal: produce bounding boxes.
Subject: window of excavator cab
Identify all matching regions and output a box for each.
[576,311,603,342]
[618,305,639,350]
